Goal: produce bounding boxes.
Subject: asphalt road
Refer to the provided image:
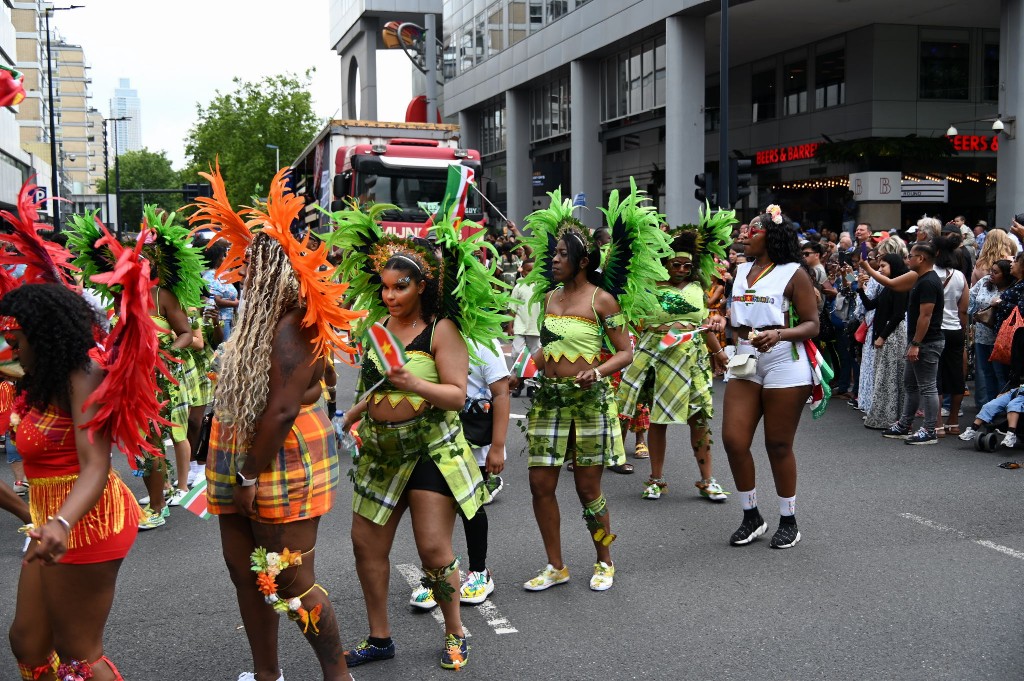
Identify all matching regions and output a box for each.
[1,368,1022,681]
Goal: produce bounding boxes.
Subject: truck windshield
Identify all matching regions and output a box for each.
[354,168,482,222]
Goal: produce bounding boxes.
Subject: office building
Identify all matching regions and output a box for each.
[109,77,140,154]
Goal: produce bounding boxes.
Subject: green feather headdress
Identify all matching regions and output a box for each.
[66,210,120,301]
[324,201,510,353]
[518,188,575,306]
[670,202,736,289]
[139,205,207,310]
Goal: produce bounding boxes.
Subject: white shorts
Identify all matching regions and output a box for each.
[727,339,813,389]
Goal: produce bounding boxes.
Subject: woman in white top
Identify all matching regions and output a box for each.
[932,227,969,436]
[722,206,819,550]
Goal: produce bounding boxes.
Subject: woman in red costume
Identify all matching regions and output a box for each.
[4,283,143,681]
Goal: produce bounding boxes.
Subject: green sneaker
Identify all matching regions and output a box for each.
[138,506,166,530]
[440,633,468,670]
[409,585,437,610]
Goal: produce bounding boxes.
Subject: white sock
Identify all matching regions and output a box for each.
[779,495,796,517]
[740,488,757,511]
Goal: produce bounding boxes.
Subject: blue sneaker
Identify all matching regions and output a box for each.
[345,639,395,667]
[882,422,910,439]
[440,633,468,670]
[905,427,938,446]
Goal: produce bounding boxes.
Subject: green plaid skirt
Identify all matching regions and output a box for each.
[352,409,486,526]
[187,348,214,406]
[526,376,626,468]
[156,350,195,443]
[616,329,714,425]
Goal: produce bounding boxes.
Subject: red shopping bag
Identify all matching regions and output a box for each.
[991,307,1024,364]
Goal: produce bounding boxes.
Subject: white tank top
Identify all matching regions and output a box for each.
[729,261,800,328]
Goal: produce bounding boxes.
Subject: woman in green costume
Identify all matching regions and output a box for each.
[616,215,735,502]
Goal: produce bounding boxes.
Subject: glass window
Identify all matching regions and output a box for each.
[751,67,776,122]
[486,2,503,56]
[459,23,474,73]
[705,84,720,132]
[475,13,487,64]
[920,40,969,100]
[529,0,543,31]
[642,43,655,110]
[629,47,642,113]
[983,43,999,101]
[616,52,628,119]
[508,0,527,46]
[783,59,807,116]
[814,49,845,109]
[654,39,666,108]
[547,0,567,21]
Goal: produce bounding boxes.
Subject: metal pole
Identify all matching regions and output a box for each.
[44,10,60,228]
[102,120,110,222]
[718,0,729,209]
[114,121,122,237]
[425,14,438,123]
[275,146,280,170]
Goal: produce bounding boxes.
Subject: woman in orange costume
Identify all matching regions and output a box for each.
[191,167,363,681]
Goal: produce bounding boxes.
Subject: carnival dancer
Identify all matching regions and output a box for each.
[516,181,672,592]
[328,200,508,671]
[616,209,734,501]
[191,167,364,681]
[722,205,820,549]
[3,185,167,681]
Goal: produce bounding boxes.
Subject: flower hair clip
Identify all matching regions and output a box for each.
[764,204,784,224]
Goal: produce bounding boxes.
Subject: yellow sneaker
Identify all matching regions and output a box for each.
[589,561,614,591]
[523,563,570,591]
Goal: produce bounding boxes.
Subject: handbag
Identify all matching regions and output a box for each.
[974,305,996,328]
[853,320,869,344]
[194,408,214,464]
[459,399,493,447]
[991,307,1024,364]
[727,353,757,379]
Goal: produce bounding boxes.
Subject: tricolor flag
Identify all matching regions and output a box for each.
[180,478,211,519]
[658,327,706,351]
[0,66,26,108]
[430,164,476,224]
[367,323,407,373]
[511,346,538,379]
[804,340,834,420]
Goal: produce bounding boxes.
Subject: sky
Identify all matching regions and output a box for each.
[55,0,412,170]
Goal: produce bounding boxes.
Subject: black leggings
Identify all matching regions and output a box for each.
[460,466,489,573]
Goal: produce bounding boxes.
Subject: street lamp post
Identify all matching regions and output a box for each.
[43,4,83,230]
[102,115,129,226]
[266,143,280,171]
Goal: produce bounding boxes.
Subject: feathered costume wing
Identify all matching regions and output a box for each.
[598,177,673,324]
[83,225,171,466]
[0,179,77,287]
[190,159,256,284]
[687,202,736,289]
[518,188,576,307]
[66,210,120,300]
[141,205,207,311]
[246,168,365,360]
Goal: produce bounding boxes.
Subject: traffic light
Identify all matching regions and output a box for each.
[729,158,752,206]
[181,183,213,202]
[694,172,713,203]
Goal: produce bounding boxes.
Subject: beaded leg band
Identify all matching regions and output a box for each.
[582,494,616,546]
[18,651,58,680]
[420,557,460,603]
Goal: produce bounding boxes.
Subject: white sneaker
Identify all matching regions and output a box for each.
[167,489,188,507]
[1002,432,1017,448]
[237,673,284,681]
[409,585,437,610]
[589,561,615,591]
[958,426,979,442]
[941,407,965,417]
[460,569,495,604]
[137,495,150,506]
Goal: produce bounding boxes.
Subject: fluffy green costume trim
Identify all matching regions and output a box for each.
[140,205,207,310]
[598,178,673,324]
[324,202,510,354]
[66,210,119,300]
[518,188,575,307]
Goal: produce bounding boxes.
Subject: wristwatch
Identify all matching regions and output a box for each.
[235,471,257,487]
[910,340,922,347]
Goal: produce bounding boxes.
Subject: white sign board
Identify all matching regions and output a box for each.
[849,172,901,202]
[901,179,948,203]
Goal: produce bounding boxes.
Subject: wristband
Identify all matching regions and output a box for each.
[910,340,922,347]
[48,515,71,533]
[593,367,602,380]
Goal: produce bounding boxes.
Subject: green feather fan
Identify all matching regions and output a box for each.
[519,189,575,307]
[66,210,119,301]
[141,205,207,310]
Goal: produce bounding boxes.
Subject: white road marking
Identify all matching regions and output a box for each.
[477,599,518,635]
[899,513,1024,561]
[395,564,471,637]
[510,413,527,419]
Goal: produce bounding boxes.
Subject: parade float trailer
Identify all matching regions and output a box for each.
[292,119,487,238]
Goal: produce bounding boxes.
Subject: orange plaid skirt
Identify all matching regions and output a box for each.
[206,401,339,523]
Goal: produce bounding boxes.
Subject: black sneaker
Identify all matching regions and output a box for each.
[770,516,801,549]
[440,633,468,670]
[345,638,396,667]
[904,427,938,445]
[882,422,911,439]
[729,510,768,546]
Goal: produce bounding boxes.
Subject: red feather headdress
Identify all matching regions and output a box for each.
[0,179,77,287]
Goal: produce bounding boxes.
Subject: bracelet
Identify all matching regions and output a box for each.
[713,349,726,357]
[48,515,71,533]
[593,367,602,380]
[777,329,784,343]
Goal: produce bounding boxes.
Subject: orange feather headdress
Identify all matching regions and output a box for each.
[189,165,365,360]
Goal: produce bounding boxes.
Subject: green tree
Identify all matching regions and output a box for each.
[96,148,180,233]
[182,71,323,208]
